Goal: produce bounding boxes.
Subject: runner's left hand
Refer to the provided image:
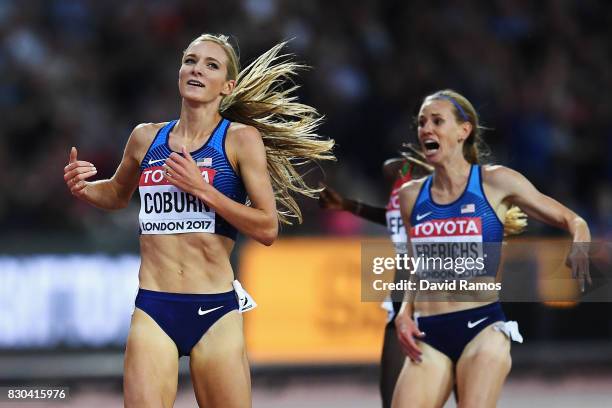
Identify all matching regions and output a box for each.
[566,242,591,292]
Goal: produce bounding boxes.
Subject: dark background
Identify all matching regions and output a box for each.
[1,0,610,245]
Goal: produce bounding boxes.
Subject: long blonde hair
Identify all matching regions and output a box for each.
[186,34,335,224]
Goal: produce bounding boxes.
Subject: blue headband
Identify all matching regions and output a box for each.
[436,95,469,122]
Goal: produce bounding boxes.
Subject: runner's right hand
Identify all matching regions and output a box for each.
[64,146,97,199]
[395,308,425,363]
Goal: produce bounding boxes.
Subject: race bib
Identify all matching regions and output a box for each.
[386,185,408,253]
[138,165,217,235]
[409,217,486,280]
[386,209,407,253]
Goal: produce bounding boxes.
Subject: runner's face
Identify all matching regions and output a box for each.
[417,99,468,165]
[178,41,235,104]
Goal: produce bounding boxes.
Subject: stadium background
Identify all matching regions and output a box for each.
[1,0,611,406]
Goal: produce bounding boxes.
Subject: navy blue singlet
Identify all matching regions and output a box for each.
[409,164,504,280]
[138,118,247,240]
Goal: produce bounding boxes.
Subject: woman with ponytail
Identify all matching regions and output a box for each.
[63,34,334,407]
[392,89,589,407]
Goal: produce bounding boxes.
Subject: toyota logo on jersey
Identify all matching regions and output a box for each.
[410,217,482,241]
[140,166,216,186]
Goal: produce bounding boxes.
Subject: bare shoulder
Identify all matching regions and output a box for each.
[227,122,263,147]
[226,122,265,161]
[125,122,166,161]
[398,177,427,224]
[135,122,166,132]
[128,122,165,147]
[481,164,525,188]
[134,121,166,138]
[225,123,266,173]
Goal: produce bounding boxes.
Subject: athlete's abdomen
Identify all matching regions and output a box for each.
[138,233,235,294]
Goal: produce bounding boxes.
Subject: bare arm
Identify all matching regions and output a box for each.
[63,124,150,210]
[485,165,591,289]
[486,166,590,242]
[164,126,278,246]
[319,183,387,225]
[318,158,409,225]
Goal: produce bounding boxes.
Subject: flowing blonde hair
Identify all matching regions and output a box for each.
[186,34,335,224]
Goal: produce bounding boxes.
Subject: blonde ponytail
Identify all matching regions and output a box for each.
[503,205,528,236]
[189,35,335,224]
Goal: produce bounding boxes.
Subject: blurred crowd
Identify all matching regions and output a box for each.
[1,0,611,250]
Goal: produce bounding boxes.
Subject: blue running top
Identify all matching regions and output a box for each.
[409,165,503,280]
[138,118,247,240]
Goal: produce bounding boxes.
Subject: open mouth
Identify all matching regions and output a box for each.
[187,80,204,87]
[423,139,440,152]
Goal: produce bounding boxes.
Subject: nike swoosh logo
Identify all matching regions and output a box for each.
[415,212,432,221]
[198,305,224,316]
[467,316,488,329]
[148,159,166,165]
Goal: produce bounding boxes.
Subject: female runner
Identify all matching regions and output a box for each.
[64,34,334,407]
[392,89,589,407]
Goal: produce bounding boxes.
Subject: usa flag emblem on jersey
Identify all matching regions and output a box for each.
[461,203,475,214]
